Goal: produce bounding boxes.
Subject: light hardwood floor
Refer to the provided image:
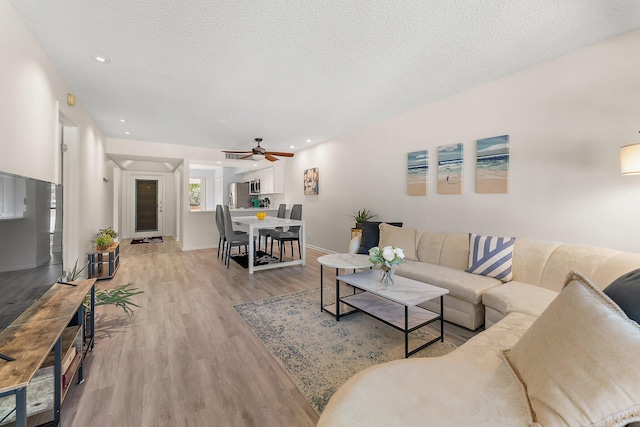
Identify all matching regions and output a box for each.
[61,238,476,427]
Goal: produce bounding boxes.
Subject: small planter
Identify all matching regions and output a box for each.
[96,244,110,251]
[355,222,363,229]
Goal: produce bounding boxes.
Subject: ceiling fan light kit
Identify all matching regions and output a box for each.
[222,138,294,162]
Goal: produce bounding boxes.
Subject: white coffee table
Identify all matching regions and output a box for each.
[317,253,373,317]
[336,270,449,358]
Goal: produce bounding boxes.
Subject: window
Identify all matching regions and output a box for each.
[189,178,206,211]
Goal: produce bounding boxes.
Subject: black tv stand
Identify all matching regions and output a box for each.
[0,353,15,361]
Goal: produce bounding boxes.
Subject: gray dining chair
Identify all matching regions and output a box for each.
[215,205,226,260]
[223,205,254,268]
[258,204,286,252]
[271,204,302,261]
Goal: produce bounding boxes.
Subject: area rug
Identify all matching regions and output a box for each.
[234,288,457,414]
[130,236,163,244]
[231,250,280,268]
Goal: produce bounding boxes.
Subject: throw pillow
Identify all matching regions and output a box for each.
[356,221,403,255]
[502,271,640,427]
[378,223,417,260]
[604,268,640,324]
[465,233,515,282]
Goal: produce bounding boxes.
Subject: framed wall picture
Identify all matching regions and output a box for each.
[476,135,509,194]
[437,143,463,195]
[407,150,428,195]
[304,167,319,195]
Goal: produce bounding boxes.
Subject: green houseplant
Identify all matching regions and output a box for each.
[67,258,144,318]
[351,208,377,228]
[83,282,144,318]
[94,233,113,251]
[97,227,118,241]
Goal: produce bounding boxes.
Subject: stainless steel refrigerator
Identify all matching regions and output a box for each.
[228,182,251,208]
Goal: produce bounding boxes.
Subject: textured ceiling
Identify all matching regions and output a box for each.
[10,0,640,153]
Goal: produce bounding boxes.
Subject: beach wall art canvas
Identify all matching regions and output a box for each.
[407,150,428,195]
[304,167,319,195]
[437,143,463,195]
[476,135,509,194]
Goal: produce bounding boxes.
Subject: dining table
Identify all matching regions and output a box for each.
[232,215,306,274]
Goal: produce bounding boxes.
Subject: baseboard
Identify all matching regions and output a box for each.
[182,244,217,251]
[305,244,334,254]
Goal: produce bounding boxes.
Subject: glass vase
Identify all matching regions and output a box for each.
[380,264,395,285]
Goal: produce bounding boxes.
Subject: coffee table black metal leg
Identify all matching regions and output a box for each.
[440,295,444,341]
[405,305,409,358]
[335,269,340,321]
[320,265,324,312]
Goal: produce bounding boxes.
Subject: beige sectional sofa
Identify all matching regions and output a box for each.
[348,224,640,330]
[318,272,640,427]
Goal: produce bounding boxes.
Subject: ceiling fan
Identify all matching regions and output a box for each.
[222,138,294,162]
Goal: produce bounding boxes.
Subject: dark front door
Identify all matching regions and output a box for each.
[135,179,158,232]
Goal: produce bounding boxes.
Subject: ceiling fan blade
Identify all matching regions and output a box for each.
[238,154,254,160]
[222,150,252,154]
[266,152,294,157]
[264,153,279,162]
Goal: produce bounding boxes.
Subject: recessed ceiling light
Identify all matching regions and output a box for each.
[253,164,258,167]
[216,161,221,164]
[124,131,131,135]
[119,119,127,123]
[92,55,111,63]
[290,145,295,149]
[306,139,311,143]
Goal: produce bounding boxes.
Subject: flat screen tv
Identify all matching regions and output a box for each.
[0,171,63,332]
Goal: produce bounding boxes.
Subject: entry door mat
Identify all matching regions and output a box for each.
[230,250,280,268]
[234,288,457,414]
[130,236,163,245]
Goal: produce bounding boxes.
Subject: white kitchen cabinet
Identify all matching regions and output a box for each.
[259,166,284,194]
[236,166,284,194]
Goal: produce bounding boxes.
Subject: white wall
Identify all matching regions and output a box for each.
[0,0,112,269]
[286,29,640,254]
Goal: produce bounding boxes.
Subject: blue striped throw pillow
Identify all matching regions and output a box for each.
[466,234,515,282]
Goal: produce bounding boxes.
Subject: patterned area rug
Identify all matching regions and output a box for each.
[234,288,457,414]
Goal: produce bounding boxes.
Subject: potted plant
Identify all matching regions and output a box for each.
[351,208,377,229]
[83,282,144,318]
[66,258,144,318]
[97,227,118,242]
[95,233,113,251]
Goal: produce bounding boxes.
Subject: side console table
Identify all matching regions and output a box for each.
[317,253,372,317]
[87,242,120,280]
[0,279,96,426]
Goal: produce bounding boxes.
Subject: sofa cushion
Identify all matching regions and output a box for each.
[604,268,640,324]
[356,221,403,254]
[378,223,417,260]
[511,238,560,285]
[539,243,621,292]
[482,281,558,319]
[398,260,502,304]
[416,231,447,264]
[466,234,515,282]
[502,271,640,427]
[438,232,471,270]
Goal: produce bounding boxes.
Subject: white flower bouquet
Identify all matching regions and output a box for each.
[368,246,406,284]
